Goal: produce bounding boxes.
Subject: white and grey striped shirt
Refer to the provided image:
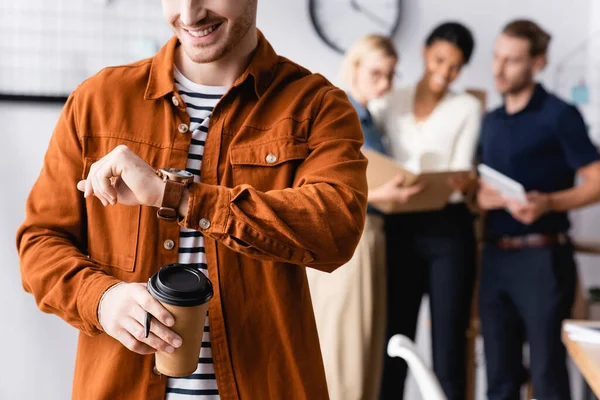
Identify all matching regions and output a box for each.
[165,66,227,400]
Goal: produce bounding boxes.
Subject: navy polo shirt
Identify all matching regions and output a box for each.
[479,84,600,236]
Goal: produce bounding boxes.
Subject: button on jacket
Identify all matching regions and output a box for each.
[16,31,367,400]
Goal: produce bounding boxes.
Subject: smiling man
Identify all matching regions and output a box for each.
[16,1,367,399]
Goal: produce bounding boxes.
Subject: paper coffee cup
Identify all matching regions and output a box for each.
[146,264,213,377]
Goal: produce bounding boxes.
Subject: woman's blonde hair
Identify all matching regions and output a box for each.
[339,34,398,88]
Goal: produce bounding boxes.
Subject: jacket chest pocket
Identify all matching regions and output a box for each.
[83,157,141,272]
[230,139,309,192]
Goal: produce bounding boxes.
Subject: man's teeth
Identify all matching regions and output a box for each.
[187,25,217,37]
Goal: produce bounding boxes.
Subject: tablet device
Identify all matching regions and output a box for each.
[477,164,527,204]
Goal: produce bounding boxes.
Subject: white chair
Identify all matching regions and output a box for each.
[387,334,447,400]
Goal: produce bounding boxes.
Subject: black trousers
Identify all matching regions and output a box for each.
[479,242,576,400]
[380,204,476,400]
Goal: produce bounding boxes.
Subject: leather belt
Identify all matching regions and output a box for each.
[488,233,569,250]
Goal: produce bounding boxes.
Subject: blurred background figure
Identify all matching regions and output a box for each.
[477,19,600,400]
[308,34,420,400]
[370,22,482,400]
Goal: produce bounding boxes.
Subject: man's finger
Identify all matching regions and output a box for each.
[135,289,175,327]
[526,192,543,203]
[84,168,94,199]
[95,160,118,205]
[518,212,534,225]
[90,158,114,206]
[86,160,103,201]
[115,328,156,355]
[506,204,524,217]
[131,305,182,349]
[122,317,174,353]
[91,174,109,206]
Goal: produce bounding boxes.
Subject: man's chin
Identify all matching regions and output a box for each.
[182,45,224,64]
[495,82,509,94]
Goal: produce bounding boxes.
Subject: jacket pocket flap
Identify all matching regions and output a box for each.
[230,140,309,166]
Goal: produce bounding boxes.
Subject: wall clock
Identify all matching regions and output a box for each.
[308,0,402,54]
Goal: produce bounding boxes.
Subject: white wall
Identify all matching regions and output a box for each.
[1,1,596,399]
[572,0,600,292]
[0,103,76,399]
[260,0,592,109]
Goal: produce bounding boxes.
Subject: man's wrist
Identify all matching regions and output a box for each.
[153,177,167,208]
[97,282,124,330]
[545,193,554,213]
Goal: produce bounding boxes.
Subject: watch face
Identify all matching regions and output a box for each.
[309,0,402,54]
[166,168,194,179]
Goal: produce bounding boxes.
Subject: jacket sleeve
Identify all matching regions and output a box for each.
[180,87,368,272]
[16,92,121,336]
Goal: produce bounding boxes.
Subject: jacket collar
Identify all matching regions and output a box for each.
[145,29,278,100]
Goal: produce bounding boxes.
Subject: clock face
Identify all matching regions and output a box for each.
[309,0,402,54]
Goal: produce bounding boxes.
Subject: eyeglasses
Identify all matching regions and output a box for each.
[364,68,402,82]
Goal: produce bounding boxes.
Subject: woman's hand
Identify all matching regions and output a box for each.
[369,175,425,204]
[447,171,476,193]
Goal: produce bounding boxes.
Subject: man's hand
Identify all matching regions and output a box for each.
[506,191,552,225]
[369,175,425,204]
[99,282,182,355]
[476,180,507,210]
[77,145,165,207]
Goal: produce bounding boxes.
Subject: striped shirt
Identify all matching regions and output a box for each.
[165,66,228,400]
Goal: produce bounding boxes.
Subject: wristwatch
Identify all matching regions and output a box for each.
[155,168,194,221]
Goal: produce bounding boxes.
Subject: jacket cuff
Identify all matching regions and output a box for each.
[179,182,231,236]
[77,273,123,336]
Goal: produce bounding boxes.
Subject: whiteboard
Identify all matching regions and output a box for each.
[0,0,172,99]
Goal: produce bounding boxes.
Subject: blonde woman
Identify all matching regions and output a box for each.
[307,35,420,400]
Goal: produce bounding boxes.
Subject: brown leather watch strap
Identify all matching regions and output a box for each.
[157,179,185,221]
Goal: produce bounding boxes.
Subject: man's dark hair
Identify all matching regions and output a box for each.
[503,19,551,57]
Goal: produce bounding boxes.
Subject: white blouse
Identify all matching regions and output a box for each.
[369,86,482,174]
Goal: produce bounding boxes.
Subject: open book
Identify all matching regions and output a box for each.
[363,149,469,214]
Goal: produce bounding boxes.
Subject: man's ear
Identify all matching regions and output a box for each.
[532,54,547,74]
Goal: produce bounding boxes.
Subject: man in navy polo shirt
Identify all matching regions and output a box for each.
[477,20,600,400]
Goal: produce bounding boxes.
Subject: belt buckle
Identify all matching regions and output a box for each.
[558,233,568,245]
[499,236,516,249]
[524,234,536,247]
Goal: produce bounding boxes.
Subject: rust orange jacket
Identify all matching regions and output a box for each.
[16,32,367,399]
